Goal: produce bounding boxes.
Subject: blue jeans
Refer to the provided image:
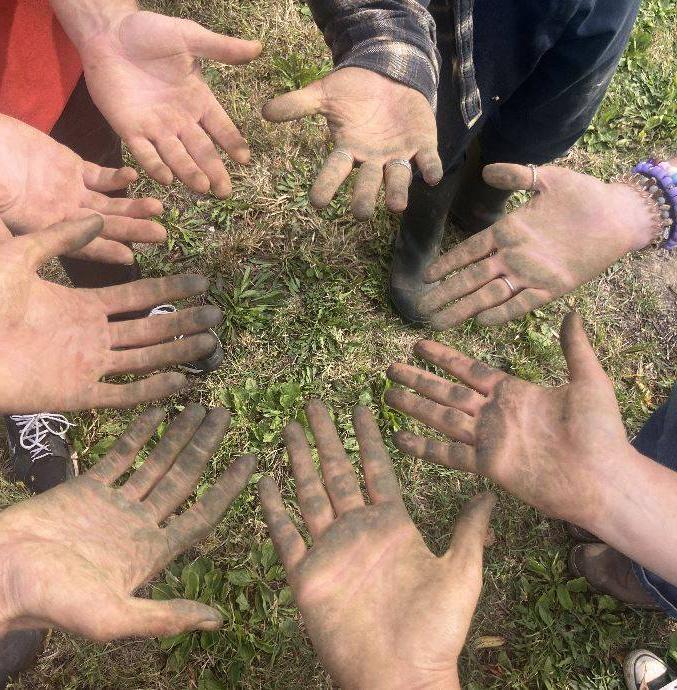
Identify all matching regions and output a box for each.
[632,385,677,618]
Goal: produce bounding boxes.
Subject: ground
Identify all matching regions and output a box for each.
[2,0,676,687]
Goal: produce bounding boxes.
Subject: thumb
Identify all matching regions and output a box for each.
[181,19,262,64]
[560,311,607,382]
[482,163,549,193]
[24,215,104,268]
[444,491,496,566]
[262,81,323,122]
[85,597,223,641]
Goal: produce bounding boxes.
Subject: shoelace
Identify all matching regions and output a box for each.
[149,303,222,345]
[9,413,74,462]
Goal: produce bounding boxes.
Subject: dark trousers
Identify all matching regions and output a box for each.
[430,0,641,172]
[632,385,677,618]
[52,76,141,289]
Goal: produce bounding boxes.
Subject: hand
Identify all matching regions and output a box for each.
[258,400,495,690]
[420,164,657,329]
[0,114,165,264]
[0,406,256,640]
[76,10,261,197]
[0,216,222,413]
[386,312,631,530]
[263,67,443,219]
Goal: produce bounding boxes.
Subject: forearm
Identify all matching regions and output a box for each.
[307,0,440,104]
[48,0,138,49]
[587,445,677,587]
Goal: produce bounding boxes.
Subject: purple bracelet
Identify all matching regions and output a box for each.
[632,159,677,249]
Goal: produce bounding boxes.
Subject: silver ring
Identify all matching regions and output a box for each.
[385,158,413,174]
[333,148,355,165]
[527,163,538,191]
[499,276,517,296]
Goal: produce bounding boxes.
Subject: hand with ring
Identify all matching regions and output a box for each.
[418,163,660,329]
[263,67,443,220]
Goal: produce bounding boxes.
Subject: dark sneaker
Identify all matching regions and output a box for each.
[4,413,75,494]
[0,629,45,689]
[568,543,659,609]
[566,522,598,543]
[624,649,677,690]
[149,304,224,374]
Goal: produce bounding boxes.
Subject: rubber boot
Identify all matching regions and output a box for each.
[449,139,513,237]
[390,167,462,325]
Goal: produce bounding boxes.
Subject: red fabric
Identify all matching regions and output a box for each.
[0,0,82,133]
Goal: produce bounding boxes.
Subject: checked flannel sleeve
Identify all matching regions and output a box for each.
[306,0,441,108]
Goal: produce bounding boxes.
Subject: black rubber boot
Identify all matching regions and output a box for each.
[0,629,45,689]
[449,140,513,237]
[390,168,462,325]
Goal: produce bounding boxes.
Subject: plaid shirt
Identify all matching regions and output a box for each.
[307,0,482,127]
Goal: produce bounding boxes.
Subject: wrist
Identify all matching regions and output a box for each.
[345,663,461,690]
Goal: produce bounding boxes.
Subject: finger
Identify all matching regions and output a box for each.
[63,236,135,265]
[353,406,402,505]
[96,216,167,244]
[155,138,210,194]
[384,162,412,214]
[351,161,383,221]
[0,216,11,239]
[424,230,496,283]
[87,407,165,483]
[428,278,513,330]
[475,288,548,326]
[309,150,354,209]
[82,192,163,219]
[419,256,501,315]
[414,147,443,186]
[165,454,257,560]
[262,82,322,122]
[82,162,137,192]
[258,476,307,572]
[89,274,209,316]
[120,404,207,501]
[23,215,104,268]
[306,399,364,514]
[180,20,262,64]
[386,363,485,416]
[143,408,230,522]
[283,421,334,538]
[87,373,189,410]
[560,312,606,381]
[201,95,250,164]
[393,430,476,473]
[445,491,497,562]
[482,163,548,192]
[127,137,173,186]
[413,340,504,395]
[179,124,232,198]
[109,305,222,348]
[384,388,475,445]
[84,597,224,641]
[106,332,218,375]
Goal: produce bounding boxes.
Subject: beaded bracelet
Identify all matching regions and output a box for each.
[624,159,677,249]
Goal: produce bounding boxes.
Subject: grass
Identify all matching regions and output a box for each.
[3,0,677,687]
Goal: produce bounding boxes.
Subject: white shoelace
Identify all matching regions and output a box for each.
[8,413,74,462]
[149,303,177,317]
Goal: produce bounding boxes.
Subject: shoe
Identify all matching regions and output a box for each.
[568,544,660,609]
[3,413,75,494]
[149,304,224,374]
[0,629,45,688]
[567,522,598,542]
[624,649,677,690]
[390,169,462,325]
[448,140,512,237]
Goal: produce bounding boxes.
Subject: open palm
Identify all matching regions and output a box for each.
[78,11,261,197]
[259,400,495,689]
[263,67,442,219]
[386,313,630,528]
[0,217,221,413]
[0,406,256,640]
[0,114,164,264]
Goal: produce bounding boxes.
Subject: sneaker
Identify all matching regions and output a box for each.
[3,413,76,494]
[0,629,45,689]
[624,649,677,690]
[149,304,224,374]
